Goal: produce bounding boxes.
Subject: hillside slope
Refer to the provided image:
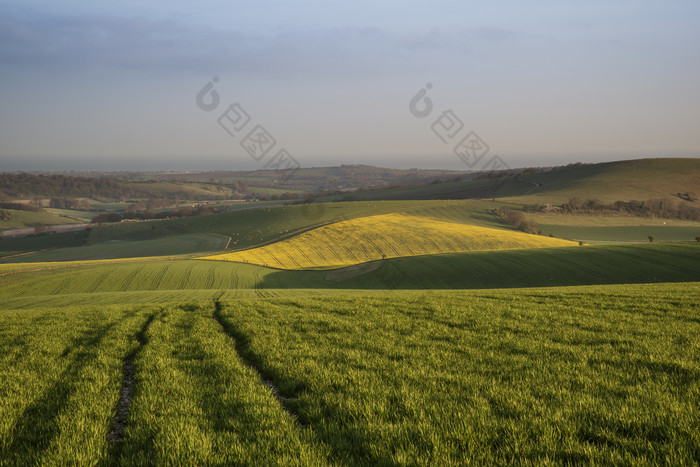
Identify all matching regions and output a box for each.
[332,158,700,205]
[204,213,577,269]
[0,244,698,310]
[332,243,700,289]
[504,158,700,204]
[0,200,512,261]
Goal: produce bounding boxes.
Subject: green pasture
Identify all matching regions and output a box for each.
[0,284,697,464]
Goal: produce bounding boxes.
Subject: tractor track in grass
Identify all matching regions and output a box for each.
[5,318,123,462]
[108,313,156,445]
[212,299,302,423]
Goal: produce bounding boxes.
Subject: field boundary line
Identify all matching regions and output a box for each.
[210,233,232,250]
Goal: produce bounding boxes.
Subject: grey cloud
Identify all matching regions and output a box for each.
[0,11,525,76]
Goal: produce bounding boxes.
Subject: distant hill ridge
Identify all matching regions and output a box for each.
[322,158,700,204]
[3,158,698,204]
[510,157,700,204]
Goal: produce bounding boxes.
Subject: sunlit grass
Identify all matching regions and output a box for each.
[204,213,576,269]
[0,283,698,464]
[218,283,700,464]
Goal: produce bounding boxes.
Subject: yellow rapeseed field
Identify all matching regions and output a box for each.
[202,213,578,270]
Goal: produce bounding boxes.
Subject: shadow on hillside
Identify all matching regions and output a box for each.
[255,243,700,291]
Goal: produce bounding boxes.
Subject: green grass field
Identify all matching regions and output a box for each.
[0,305,148,464]
[2,159,699,464]
[0,209,84,231]
[537,224,700,243]
[525,214,700,227]
[1,243,698,310]
[1,284,698,464]
[334,158,700,208]
[123,181,233,198]
[523,213,700,243]
[206,213,575,269]
[504,158,700,205]
[43,207,96,222]
[1,233,229,263]
[2,196,695,266]
[0,200,514,262]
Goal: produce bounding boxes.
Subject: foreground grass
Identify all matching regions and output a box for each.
[0,306,150,465]
[0,283,698,464]
[0,304,326,465]
[120,305,327,465]
[218,283,700,464]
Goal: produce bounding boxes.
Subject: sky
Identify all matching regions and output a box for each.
[1,0,699,171]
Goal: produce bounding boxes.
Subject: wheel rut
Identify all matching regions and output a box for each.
[212,300,303,424]
[107,313,155,445]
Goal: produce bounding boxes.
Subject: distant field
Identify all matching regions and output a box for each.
[523,213,700,242]
[16,198,692,265]
[43,208,95,222]
[526,213,700,227]
[220,200,286,212]
[321,159,700,207]
[246,187,306,196]
[123,181,233,198]
[1,283,697,464]
[42,201,130,220]
[1,244,698,310]
[504,158,700,205]
[335,243,700,289]
[0,234,228,263]
[0,259,317,303]
[0,210,83,231]
[322,177,529,202]
[205,213,576,269]
[0,200,511,260]
[537,224,700,243]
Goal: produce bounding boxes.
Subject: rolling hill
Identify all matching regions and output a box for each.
[0,209,84,232]
[0,200,518,262]
[0,243,698,310]
[2,158,698,465]
[327,158,700,205]
[505,158,700,204]
[203,213,576,269]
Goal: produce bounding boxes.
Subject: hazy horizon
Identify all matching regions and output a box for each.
[2,1,698,173]
[4,154,699,173]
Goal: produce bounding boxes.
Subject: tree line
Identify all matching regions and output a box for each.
[92,205,219,224]
[526,197,700,221]
[0,173,128,199]
[0,173,228,201]
[494,208,539,234]
[49,197,92,210]
[0,202,44,212]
